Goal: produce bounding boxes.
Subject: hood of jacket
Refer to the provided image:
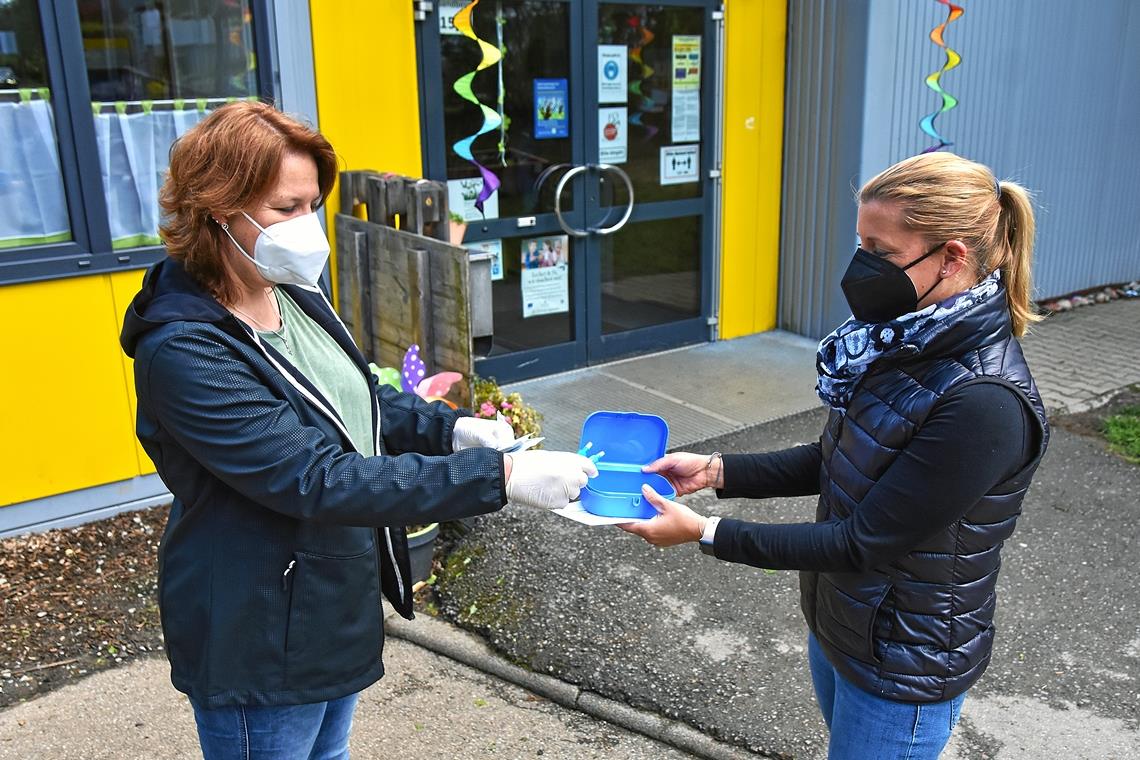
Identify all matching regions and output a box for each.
[121,257,233,358]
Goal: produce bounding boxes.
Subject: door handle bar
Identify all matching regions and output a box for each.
[590,163,634,236]
[554,163,635,238]
[554,165,590,238]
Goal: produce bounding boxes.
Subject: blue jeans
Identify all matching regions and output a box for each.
[190,692,359,760]
[808,633,964,760]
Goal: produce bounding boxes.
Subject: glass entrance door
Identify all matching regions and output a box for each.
[418,0,719,382]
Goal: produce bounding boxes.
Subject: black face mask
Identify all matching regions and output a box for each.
[840,243,945,323]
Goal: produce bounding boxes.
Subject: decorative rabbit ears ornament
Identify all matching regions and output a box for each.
[370,344,463,409]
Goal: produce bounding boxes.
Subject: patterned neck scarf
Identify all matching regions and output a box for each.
[816,271,1002,410]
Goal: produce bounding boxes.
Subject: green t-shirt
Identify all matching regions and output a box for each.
[258,289,375,456]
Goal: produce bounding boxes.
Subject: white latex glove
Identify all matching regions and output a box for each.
[453,415,515,451]
[505,450,599,510]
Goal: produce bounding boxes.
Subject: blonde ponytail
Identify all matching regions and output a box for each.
[859,153,1042,338]
[990,181,1041,336]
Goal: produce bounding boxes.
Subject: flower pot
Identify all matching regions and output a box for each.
[448,220,468,246]
[406,522,440,585]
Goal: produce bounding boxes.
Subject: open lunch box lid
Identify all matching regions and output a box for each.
[578,411,675,519]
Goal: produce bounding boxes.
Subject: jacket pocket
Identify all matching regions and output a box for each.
[867,583,893,664]
[284,546,382,689]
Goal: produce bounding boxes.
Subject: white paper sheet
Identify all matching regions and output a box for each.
[552,502,651,526]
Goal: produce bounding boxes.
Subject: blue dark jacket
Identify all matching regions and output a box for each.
[120,258,506,707]
[713,290,1048,703]
[806,291,1048,702]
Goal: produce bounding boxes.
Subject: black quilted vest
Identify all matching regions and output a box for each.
[804,289,1048,703]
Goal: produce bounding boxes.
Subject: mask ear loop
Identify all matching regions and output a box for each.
[215,217,257,263]
[906,241,948,304]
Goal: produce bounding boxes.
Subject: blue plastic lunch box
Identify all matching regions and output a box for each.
[578,411,676,519]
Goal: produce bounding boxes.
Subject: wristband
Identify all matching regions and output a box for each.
[706,451,723,489]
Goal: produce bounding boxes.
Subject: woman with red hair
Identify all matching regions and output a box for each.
[121,101,594,757]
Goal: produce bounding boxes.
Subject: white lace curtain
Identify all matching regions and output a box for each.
[0,94,215,252]
[93,104,210,249]
[0,94,70,249]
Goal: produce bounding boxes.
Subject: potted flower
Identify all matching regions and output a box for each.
[448,210,467,246]
[406,522,440,586]
[404,383,543,599]
[473,376,543,439]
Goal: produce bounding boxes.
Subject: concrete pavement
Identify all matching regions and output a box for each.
[0,636,695,760]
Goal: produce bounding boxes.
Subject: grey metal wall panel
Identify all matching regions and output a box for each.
[781,0,1140,338]
[273,0,320,128]
[780,0,872,338]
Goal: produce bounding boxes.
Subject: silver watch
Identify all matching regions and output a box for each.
[698,515,721,556]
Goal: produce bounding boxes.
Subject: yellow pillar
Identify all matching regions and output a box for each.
[309,1,425,302]
[719,0,787,338]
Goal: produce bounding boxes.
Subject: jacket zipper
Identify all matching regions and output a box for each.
[281,559,295,591]
[243,314,408,604]
[311,293,408,604]
[313,292,408,606]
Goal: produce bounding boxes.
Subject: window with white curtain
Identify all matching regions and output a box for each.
[81,0,259,250]
[0,0,266,282]
[0,1,71,250]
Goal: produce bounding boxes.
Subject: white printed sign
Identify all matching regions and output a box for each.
[672,35,701,91]
[660,145,700,185]
[521,266,569,318]
[521,235,569,317]
[439,6,464,35]
[598,107,628,164]
[598,45,628,104]
[467,238,504,281]
[671,89,700,143]
[447,178,499,222]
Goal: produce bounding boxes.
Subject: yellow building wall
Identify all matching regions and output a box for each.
[309,1,424,305]
[109,270,157,477]
[719,0,787,338]
[0,270,152,508]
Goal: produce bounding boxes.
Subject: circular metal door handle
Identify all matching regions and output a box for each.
[590,163,635,236]
[554,165,590,238]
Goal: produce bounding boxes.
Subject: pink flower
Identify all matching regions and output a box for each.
[480,402,497,417]
[500,401,512,409]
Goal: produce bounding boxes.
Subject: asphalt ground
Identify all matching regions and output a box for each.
[436,406,1140,759]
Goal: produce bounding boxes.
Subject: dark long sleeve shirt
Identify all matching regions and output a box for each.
[712,382,1038,572]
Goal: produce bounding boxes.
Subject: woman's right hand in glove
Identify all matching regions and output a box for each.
[504,450,599,510]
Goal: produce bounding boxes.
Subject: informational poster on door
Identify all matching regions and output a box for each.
[438,5,464,34]
[672,35,701,90]
[447,178,499,222]
[534,78,569,139]
[598,107,628,164]
[520,235,569,318]
[467,238,504,281]
[671,90,700,143]
[660,145,700,185]
[598,45,628,104]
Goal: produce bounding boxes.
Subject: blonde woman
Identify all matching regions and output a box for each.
[622,153,1048,759]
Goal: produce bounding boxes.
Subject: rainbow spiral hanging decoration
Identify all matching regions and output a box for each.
[452,0,502,213]
[918,0,964,153]
[627,19,658,141]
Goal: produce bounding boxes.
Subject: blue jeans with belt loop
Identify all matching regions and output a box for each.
[190,692,358,760]
[808,633,965,760]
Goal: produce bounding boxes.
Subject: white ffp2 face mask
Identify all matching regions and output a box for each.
[220,211,330,289]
